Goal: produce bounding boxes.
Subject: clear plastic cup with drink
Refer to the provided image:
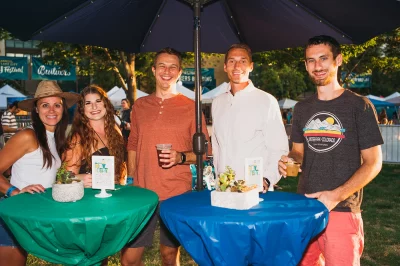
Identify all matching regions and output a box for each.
[285,160,301,177]
[156,144,172,167]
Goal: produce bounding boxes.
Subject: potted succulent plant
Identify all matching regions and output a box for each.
[211,166,259,210]
[52,163,84,202]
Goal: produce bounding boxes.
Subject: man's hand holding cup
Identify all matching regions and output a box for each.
[278,155,301,178]
[157,144,183,168]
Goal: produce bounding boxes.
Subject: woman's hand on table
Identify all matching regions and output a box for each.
[19,184,46,195]
[76,173,92,188]
[82,173,92,188]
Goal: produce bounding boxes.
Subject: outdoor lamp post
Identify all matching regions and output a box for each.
[184,0,214,191]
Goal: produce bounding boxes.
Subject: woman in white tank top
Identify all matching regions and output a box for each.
[0,81,79,265]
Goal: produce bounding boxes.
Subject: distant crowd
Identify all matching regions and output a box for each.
[281,108,293,125]
[378,108,398,125]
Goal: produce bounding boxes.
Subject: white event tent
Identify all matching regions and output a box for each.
[176,81,195,99]
[387,96,400,105]
[278,98,298,109]
[107,86,121,97]
[385,92,400,101]
[366,94,385,101]
[202,82,229,103]
[107,82,226,105]
[107,87,149,108]
[0,85,26,109]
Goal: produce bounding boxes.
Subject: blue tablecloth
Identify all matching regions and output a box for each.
[160,191,328,266]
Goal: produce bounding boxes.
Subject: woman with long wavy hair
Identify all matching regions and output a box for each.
[0,81,79,265]
[63,85,126,187]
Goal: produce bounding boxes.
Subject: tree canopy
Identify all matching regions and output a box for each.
[1,27,399,100]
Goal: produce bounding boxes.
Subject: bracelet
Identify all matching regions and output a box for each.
[127,176,133,185]
[5,186,18,198]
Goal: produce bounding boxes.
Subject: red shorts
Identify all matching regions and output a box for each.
[299,211,364,266]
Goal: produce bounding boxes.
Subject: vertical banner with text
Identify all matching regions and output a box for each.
[32,58,76,81]
[0,56,28,80]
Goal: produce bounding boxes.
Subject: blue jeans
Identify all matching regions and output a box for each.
[0,197,20,247]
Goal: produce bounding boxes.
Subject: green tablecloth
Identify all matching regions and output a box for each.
[0,186,158,265]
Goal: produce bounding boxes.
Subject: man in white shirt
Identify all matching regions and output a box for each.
[1,101,22,143]
[212,43,288,190]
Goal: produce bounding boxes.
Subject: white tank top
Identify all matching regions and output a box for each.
[11,130,61,189]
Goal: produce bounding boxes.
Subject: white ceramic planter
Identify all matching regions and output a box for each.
[52,181,84,202]
[211,189,260,210]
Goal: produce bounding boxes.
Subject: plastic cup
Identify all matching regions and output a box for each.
[285,162,301,177]
[156,144,172,167]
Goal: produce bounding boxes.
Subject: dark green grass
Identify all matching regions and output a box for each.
[25,164,400,265]
[359,164,400,266]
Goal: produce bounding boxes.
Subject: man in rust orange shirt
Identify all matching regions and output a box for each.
[122,47,210,266]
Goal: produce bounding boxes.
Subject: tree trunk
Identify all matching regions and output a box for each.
[123,52,136,104]
[102,48,137,104]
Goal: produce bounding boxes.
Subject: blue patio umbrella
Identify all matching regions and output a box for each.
[1,0,399,53]
[1,0,399,189]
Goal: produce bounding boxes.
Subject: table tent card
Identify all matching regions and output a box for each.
[92,156,115,198]
[244,157,263,192]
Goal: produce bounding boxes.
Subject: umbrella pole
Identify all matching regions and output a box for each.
[192,0,206,191]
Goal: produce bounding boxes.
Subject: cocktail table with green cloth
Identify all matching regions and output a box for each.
[0,185,158,265]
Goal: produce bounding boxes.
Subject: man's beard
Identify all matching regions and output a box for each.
[310,70,336,86]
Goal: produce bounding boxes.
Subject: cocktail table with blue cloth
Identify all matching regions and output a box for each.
[0,185,158,265]
[160,190,328,266]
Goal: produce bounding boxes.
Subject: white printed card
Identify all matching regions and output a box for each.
[92,156,115,190]
[244,157,263,192]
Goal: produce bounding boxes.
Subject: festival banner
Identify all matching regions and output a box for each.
[0,56,28,80]
[181,68,216,90]
[341,72,372,89]
[32,58,76,81]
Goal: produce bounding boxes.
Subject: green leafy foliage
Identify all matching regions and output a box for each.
[0,28,11,39]
[55,163,78,184]
[217,166,256,192]
[2,27,399,99]
[218,166,236,192]
[252,65,282,96]
[252,28,400,98]
[36,42,195,101]
[341,28,400,94]
[252,63,308,100]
